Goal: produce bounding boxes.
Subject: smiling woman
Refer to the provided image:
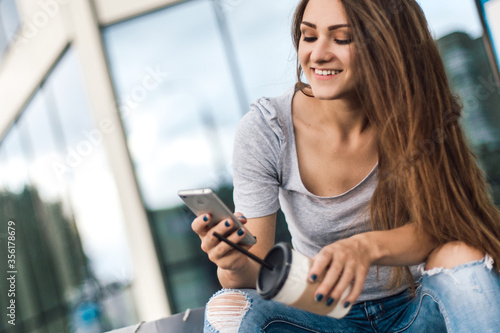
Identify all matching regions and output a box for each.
[190,0,500,332]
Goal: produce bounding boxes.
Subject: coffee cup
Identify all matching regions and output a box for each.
[257,242,352,318]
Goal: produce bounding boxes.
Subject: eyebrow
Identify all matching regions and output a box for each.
[301,21,351,31]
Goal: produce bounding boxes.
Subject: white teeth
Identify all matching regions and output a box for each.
[314,69,342,76]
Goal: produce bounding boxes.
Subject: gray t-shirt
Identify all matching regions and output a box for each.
[233,87,420,302]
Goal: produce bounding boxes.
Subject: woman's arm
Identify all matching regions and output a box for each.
[309,223,437,307]
[358,223,437,266]
[215,213,277,289]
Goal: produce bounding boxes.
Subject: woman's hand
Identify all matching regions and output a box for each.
[308,235,372,308]
[191,213,253,271]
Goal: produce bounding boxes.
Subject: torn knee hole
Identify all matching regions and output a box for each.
[422,255,494,277]
[206,290,251,332]
[425,242,485,271]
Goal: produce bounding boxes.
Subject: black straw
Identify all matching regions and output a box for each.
[213,232,274,270]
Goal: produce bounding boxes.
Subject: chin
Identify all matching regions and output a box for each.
[310,89,343,100]
[313,94,338,100]
[310,86,356,101]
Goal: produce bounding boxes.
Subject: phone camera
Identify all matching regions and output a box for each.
[196,197,208,207]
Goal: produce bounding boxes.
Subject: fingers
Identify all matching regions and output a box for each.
[202,217,244,253]
[207,224,249,263]
[191,214,212,238]
[308,248,340,302]
[233,212,247,224]
[193,214,250,269]
[308,246,368,308]
[191,213,247,238]
[341,266,367,306]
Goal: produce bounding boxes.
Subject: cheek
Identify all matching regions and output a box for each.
[297,48,306,64]
[297,42,311,65]
[338,49,353,67]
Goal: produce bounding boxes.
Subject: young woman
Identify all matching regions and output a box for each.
[192,0,500,331]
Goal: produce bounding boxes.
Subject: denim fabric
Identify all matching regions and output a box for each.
[204,256,500,332]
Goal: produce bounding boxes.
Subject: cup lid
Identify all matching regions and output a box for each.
[257,242,293,300]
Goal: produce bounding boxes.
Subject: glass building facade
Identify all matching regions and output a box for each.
[477,0,500,71]
[0,0,499,332]
[102,0,297,313]
[0,0,20,62]
[0,49,136,332]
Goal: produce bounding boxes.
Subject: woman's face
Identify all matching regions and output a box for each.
[298,0,355,100]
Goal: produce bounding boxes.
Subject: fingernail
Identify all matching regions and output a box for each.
[203,215,209,222]
[315,294,323,302]
[344,301,351,308]
[310,274,317,282]
[237,229,244,236]
[240,215,246,219]
[326,297,335,306]
[225,221,230,227]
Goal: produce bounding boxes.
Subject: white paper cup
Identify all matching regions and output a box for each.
[257,243,352,318]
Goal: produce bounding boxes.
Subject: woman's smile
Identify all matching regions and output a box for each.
[312,68,344,80]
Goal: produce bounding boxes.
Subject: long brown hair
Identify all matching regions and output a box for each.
[292,0,500,287]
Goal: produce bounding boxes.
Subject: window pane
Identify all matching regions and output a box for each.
[103,0,245,312]
[224,0,298,99]
[0,50,138,332]
[45,49,134,290]
[481,0,500,68]
[0,0,20,39]
[0,0,21,60]
[0,126,52,333]
[419,0,500,204]
[104,0,241,209]
[102,0,296,312]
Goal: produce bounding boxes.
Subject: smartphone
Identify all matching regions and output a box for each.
[178,188,256,245]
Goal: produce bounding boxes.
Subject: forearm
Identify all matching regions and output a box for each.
[217,258,261,289]
[355,223,438,266]
[217,214,277,289]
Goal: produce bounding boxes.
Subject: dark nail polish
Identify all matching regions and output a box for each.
[326,298,335,306]
[315,294,324,302]
[237,229,244,236]
[225,221,230,227]
[203,215,209,222]
[240,215,246,219]
[310,274,317,282]
[344,301,350,308]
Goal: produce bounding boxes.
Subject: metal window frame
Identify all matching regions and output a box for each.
[475,0,500,86]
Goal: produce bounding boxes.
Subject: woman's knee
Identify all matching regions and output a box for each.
[205,289,251,332]
[425,241,484,270]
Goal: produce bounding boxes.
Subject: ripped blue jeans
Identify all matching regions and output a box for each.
[204,256,500,332]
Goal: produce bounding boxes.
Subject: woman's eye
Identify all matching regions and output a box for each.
[335,39,353,45]
[303,37,317,43]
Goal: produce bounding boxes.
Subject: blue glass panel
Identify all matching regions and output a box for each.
[0,0,21,60]
[104,0,241,210]
[0,0,20,40]
[476,0,500,67]
[0,49,138,332]
[223,0,298,99]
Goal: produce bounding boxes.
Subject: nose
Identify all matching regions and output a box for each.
[310,38,335,63]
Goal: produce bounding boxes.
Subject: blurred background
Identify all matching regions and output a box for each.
[0,0,499,332]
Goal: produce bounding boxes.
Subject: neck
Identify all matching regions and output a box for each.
[298,90,369,139]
